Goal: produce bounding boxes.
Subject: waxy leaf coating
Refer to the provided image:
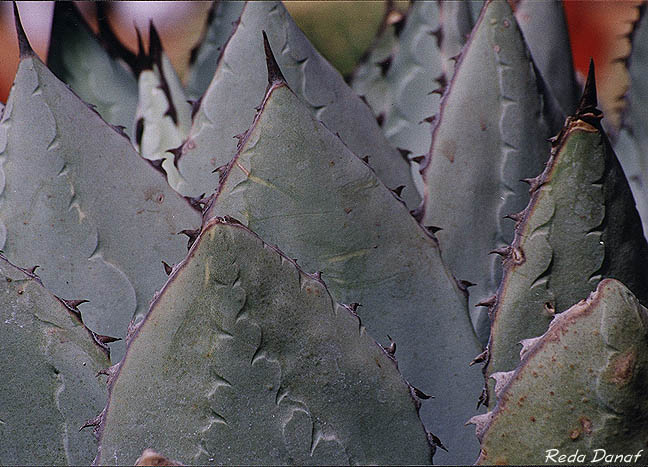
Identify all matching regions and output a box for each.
[96,219,432,465]
[0,255,109,465]
[134,25,192,190]
[422,0,551,343]
[0,34,201,359]
[485,68,648,394]
[204,64,482,463]
[176,1,419,208]
[472,279,648,465]
[47,2,138,137]
[185,1,246,101]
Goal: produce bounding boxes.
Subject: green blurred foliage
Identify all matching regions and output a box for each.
[285,1,407,78]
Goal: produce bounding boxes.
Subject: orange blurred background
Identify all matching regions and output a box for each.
[0,1,643,127]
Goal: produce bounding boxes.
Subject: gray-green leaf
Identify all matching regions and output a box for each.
[46,2,138,138]
[421,0,551,344]
[471,279,648,465]
[176,1,419,208]
[0,255,110,465]
[485,76,648,395]
[96,219,433,465]
[134,25,192,190]
[185,1,246,101]
[204,64,482,464]
[0,31,201,360]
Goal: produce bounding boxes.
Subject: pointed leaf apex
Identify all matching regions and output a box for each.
[134,25,151,73]
[576,59,601,117]
[262,31,286,85]
[135,25,145,56]
[13,3,33,58]
[148,20,163,63]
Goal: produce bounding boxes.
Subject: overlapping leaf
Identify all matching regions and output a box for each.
[471,279,648,465]
[134,25,192,190]
[185,1,246,101]
[350,1,407,124]
[0,255,110,465]
[484,68,648,400]
[514,0,579,131]
[616,4,648,240]
[96,219,433,465]
[0,14,201,359]
[175,1,419,208]
[421,0,551,344]
[203,46,482,464]
[47,2,138,137]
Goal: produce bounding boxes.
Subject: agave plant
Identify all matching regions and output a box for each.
[2,1,648,465]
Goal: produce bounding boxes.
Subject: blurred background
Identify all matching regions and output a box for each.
[0,1,643,126]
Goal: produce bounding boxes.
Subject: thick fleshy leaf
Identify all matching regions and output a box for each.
[350,1,407,123]
[134,25,192,190]
[514,0,579,131]
[175,1,419,208]
[0,23,201,360]
[185,1,246,101]
[421,0,551,344]
[203,64,482,463]
[469,0,484,23]
[484,72,648,400]
[46,2,138,137]
[378,0,442,161]
[0,255,110,465]
[471,280,648,465]
[355,0,474,195]
[438,1,474,83]
[96,219,433,465]
[616,4,648,240]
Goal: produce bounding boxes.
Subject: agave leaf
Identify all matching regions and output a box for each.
[176,1,419,208]
[616,4,648,241]
[421,0,551,344]
[485,66,648,400]
[438,0,475,82]
[134,24,192,190]
[96,219,433,465]
[514,0,579,131]
[353,0,474,195]
[0,254,110,465]
[615,131,648,242]
[471,279,648,465]
[352,0,453,196]
[349,0,407,122]
[185,1,246,101]
[46,2,138,138]
[469,0,485,23]
[0,13,201,360]
[379,0,442,161]
[203,47,482,464]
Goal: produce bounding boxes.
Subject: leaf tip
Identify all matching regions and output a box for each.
[13,3,34,58]
[262,30,286,85]
[576,59,602,119]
